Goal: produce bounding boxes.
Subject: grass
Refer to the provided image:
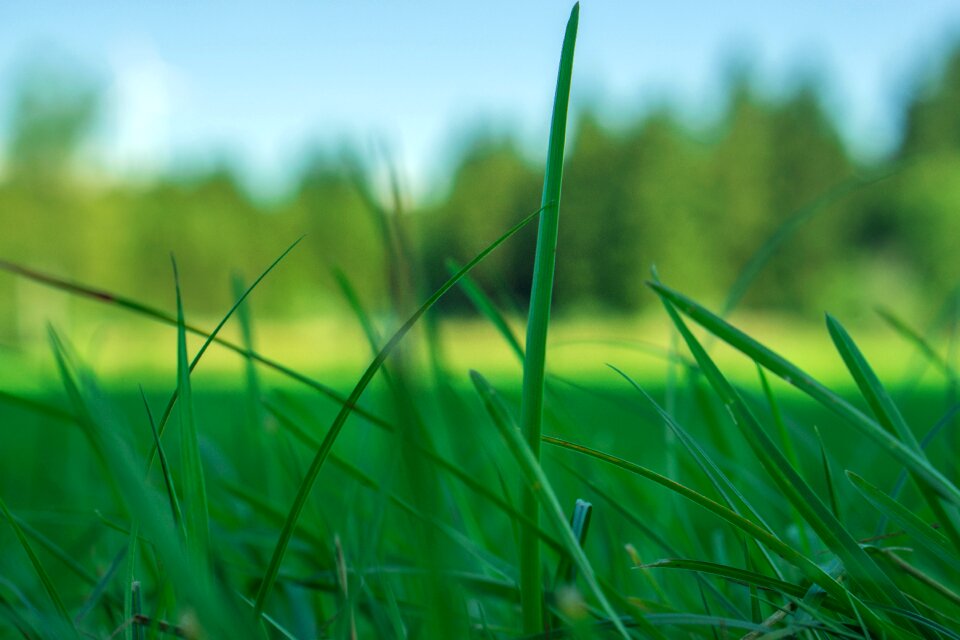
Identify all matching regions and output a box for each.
[3,4,960,638]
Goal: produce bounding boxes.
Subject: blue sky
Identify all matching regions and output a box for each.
[1,2,959,200]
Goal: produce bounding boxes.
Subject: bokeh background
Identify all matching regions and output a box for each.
[2,2,960,375]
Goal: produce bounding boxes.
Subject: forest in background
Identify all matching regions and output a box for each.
[2,43,960,343]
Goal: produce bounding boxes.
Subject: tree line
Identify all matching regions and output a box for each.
[2,47,960,339]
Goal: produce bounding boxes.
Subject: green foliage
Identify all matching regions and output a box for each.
[2,8,960,640]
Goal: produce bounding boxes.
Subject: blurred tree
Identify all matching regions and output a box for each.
[5,56,101,183]
[900,45,960,157]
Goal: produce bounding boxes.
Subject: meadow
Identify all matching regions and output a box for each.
[3,5,960,639]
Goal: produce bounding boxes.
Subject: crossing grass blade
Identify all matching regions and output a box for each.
[172,257,210,577]
[470,370,629,639]
[146,237,303,466]
[0,497,78,637]
[252,204,543,616]
[847,471,960,572]
[518,5,578,631]
[827,313,960,551]
[648,280,960,508]
[654,288,931,638]
[540,435,898,632]
[140,388,182,528]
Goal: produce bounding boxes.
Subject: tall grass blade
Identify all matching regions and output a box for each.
[172,257,210,577]
[648,280,960,507]
[0,497,77,636]
[252,204,543,616]
[470,370,629,638]
[518,5,578,631]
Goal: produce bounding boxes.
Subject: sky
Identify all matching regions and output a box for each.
[1,2,959,200]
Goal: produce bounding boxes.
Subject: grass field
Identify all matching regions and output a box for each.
[3,5,960,638]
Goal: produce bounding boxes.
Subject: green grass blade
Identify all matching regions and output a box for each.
[609,364,785,579]
[814,427,841,520]
[470,370,629,639]
[826,314,921,449]
[642,558,831,606]
[0,497,77,636]
[140,387,182,529]
[518,5,578,632]
[541,435,892,632]
[648,280,960,507]
[847,471,960,571]
[827,314,960,550]
[146,237,303,466]
[172,257,210,577]
[655,290,928,636]
[252,204,543,616]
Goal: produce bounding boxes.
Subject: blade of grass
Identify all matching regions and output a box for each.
[471,370,629,639]
[0,497,77,637]
[140,387,182,529]
[146,237,303,468]
[541,435,891,633]
[847,471,960,571]
[518,6,578,632]
[757,366,813,554]
[648,280,960,508]
[610,364,785,581]
[172,257,210,577]
[252,203,544,616]
[827,313,960,552]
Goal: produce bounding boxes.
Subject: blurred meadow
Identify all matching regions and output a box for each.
[2,4,960,639]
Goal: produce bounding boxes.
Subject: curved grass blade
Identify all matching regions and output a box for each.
[252,204,543,616]
[648,280,960,508]
[827,313,960,551]
[847,471,960,572]
[471,370,629,639]
[0,497,77,637]
[518,6,578,631]
[642,558,836,606]
[540,435,896,634]
[172,257,210,577]
[140,387,182,529]
[609,364,785,580]
[657,291,929,636]
[264,397,566,557]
